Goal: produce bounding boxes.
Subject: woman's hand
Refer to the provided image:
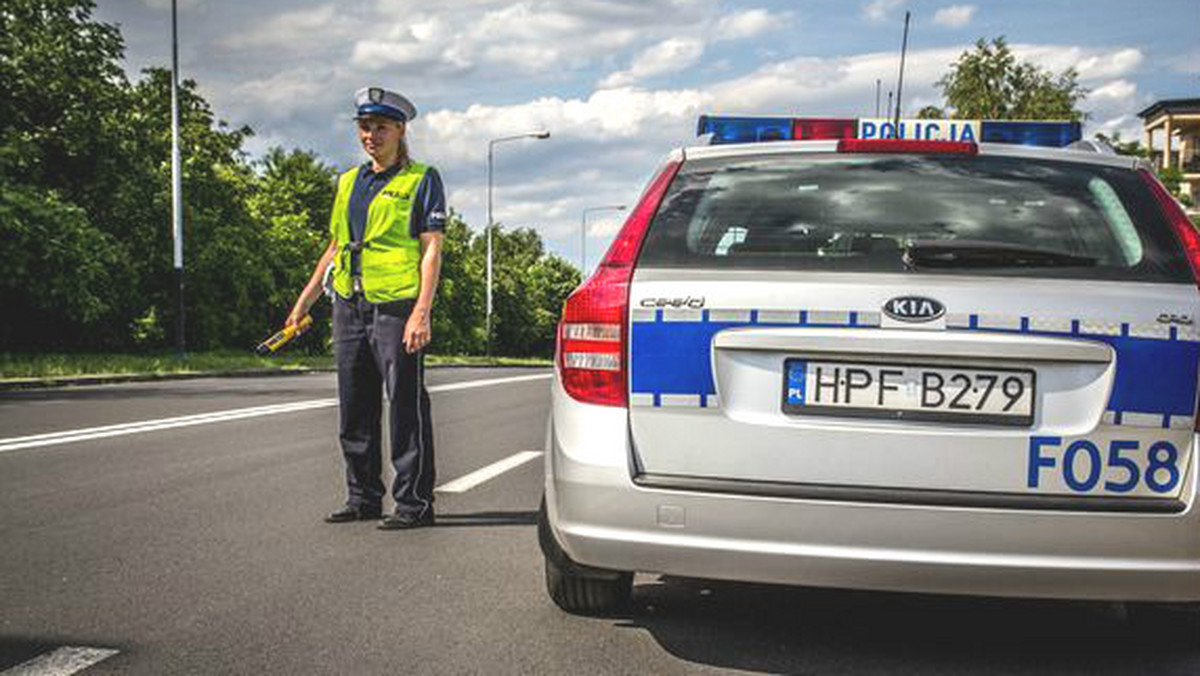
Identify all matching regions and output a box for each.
[404,304,432,353]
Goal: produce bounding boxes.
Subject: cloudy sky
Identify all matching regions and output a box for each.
[95,0,1200,270]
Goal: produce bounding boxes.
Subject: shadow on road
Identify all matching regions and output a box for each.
[0,637,57,671]
[434,511,538,528]
[605,576,1200,675]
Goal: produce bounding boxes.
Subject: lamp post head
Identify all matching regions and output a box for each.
[583,204,627,217]
[533,131,550,139]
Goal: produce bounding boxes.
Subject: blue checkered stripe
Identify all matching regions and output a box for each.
[628,307,1200,430]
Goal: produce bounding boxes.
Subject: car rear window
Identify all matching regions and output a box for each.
[637,153,1192,283]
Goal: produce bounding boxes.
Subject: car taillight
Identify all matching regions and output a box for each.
[1140,168,1200,431]
[837,139,979,155]
[558,159,682,406]
[1142,169,1200,289]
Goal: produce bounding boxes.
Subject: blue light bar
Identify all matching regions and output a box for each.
[979,120,1081,148]
[697,115,792,144]
[696,115,1083,149]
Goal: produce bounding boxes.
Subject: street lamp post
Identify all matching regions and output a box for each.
[170,0,185,357]
[486,131,550,357]
[580,205,626,274]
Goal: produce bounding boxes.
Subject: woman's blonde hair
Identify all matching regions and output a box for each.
[396,135,410,168]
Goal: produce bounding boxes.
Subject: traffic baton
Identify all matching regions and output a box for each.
[255,315,313,355]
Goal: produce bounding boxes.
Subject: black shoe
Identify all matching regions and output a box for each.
[324,505,382,523]
[377,510,435,530]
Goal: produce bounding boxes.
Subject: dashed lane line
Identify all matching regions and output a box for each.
[1,647,119,676]
[436,451,544,493]
[0,373,551,454]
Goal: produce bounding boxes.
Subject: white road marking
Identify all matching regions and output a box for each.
[0,400,337,453]
[2,647,119,676]
[435,451,544,493]
[0,372,552,454]
[428,373,550,393]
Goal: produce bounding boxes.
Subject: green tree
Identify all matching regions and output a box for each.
[125,68,273,350]
[248,148,336,351]
[0,0,139,348]
[0,0,128,188]
[915,105,945,119]
[0,0,577,357]
[525,255,582,356]
[431,212,484,355]
[935,37,1087,121]
[1159,166,1184,197]
[467,223,580,357]
[1093,132,1148,158]
[1098,133,1193,202]
[0,182,121,349]
[487,226,545,356]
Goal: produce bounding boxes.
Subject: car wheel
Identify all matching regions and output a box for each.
[538,497,632,615]
[544,556,632,615]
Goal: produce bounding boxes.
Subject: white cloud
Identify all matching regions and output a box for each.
[1090,79,1137,101]
[419,87,710,165]
[140,0,203,9]
[599,38,706,88]
[349,0,709,75]
[409,40,1154,262]
[1091,114,1144,146]
[713,9,779,40]
[353,0,786,82]
[596,8,789,88]
[932,5,975,28]
[1014,45,1144,80]
[223,5,346,50]
[108,0,1161,264]
[862,0,903,22]
[707,47,963,116]
[351,16,476,73]
[409,85,710,249]
[229,66,338,114]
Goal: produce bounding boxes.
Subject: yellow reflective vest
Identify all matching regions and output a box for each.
[329,161,430,303]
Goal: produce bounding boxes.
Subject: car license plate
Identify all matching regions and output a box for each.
[783,358,1035,426]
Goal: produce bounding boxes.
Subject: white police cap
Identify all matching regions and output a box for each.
[354,87,417,123]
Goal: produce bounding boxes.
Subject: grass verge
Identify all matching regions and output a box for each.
[0,351,550,380]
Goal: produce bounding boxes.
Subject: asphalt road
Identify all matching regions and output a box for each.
[2,368,1200,675]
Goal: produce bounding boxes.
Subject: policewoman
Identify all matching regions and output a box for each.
[288,87,445,530]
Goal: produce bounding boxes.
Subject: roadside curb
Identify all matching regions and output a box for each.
[0,363,550,392]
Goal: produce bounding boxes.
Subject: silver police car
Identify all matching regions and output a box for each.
[540,121,1200,628]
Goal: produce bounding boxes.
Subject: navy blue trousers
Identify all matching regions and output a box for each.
[333,294,435,517]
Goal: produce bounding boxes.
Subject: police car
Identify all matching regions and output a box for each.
[538,114,1200,628]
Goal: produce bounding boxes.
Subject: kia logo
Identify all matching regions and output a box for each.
[883,296,945,323]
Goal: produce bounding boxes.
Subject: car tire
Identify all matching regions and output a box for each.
[538,497,632,615]
[544,557,633,615]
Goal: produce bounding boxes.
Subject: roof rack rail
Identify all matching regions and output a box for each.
[1065,138,1116,154]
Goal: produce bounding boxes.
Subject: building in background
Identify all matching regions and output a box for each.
[1140,98,1200,207]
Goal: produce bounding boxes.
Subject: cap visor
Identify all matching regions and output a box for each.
[355,104,406,121]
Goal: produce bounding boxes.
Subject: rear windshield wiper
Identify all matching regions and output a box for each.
[902,239,1098,269]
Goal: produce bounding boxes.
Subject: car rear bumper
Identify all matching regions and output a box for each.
[546,388,1200,602]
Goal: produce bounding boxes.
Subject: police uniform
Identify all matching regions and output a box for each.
[327,87,445,528]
